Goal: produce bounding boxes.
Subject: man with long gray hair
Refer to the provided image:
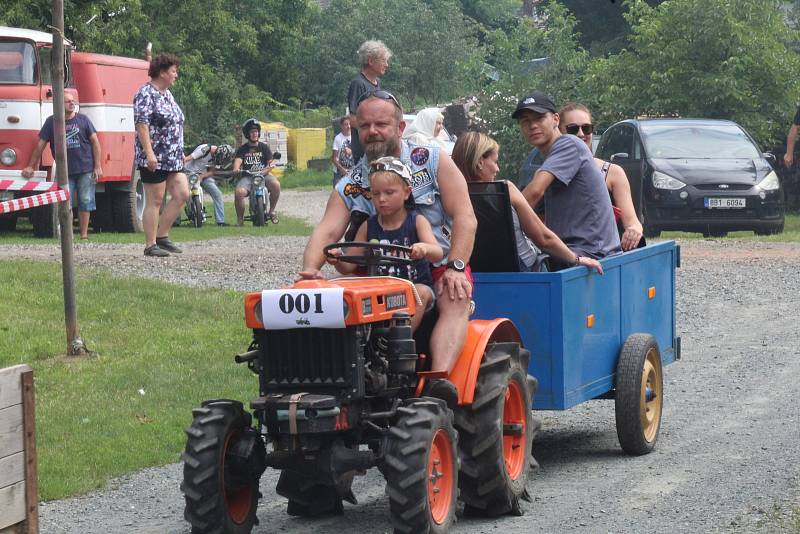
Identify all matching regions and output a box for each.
[347,40,392,161]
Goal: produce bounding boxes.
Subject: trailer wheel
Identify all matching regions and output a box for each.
[182,400,263,534]
[615,334,663,455]
[455,343,534,517]
[112,171,144,232]
[382,398,458,534]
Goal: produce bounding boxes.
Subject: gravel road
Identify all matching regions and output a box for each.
[3,189,798,534]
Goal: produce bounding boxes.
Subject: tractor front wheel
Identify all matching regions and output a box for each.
[455,342,534,517]
[382,398,458,534]
[181,400,263,534]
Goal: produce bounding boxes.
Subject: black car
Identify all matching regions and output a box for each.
[595,118,784,237]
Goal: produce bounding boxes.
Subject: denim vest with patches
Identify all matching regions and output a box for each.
[335,140,451,265]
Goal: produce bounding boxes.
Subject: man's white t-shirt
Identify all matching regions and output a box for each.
[184,143,213,175]
[332,133,353,168]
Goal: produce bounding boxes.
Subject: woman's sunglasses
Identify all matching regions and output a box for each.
[565,123,594,135]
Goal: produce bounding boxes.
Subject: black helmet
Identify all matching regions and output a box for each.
[213,144,233,166]
[242,118,261,137]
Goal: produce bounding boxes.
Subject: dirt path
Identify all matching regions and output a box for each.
[12,192,798,533]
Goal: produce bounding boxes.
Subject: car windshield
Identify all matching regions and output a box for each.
[639,122,760,159]
[0,41,37,84]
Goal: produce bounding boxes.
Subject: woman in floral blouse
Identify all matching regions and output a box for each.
[134,53,190,257]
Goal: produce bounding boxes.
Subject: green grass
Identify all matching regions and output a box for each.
[0,261,257,501]
[660,213,800,242]
[280,167,333,189]
[0,201,311,245]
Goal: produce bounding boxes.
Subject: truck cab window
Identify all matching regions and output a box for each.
[0,41,37,84]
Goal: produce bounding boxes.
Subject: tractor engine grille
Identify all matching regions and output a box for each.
[256,327,364,398]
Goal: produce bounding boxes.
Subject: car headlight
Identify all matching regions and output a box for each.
[652,171,686,190]
[757,170,780,191]
[0,148,16,166]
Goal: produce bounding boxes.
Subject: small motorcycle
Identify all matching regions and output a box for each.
[245,151,280,227]
[184,173,208,228]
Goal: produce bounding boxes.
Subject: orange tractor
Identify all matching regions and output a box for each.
[181,242,537,533]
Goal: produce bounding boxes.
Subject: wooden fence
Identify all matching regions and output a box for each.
[0,365,38,534]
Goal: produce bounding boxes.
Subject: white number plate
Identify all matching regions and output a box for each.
[261,287,345,330]
[704,197,745,209]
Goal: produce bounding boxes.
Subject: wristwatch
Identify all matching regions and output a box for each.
[445,258,466,272]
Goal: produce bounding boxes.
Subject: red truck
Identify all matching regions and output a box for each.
[0,26,149,236]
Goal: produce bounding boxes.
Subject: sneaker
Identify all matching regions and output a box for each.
[217,222,229,227]
[423,379,458,410]
[155,236,182,253]
[144,245,170,257]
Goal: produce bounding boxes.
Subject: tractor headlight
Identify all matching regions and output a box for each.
[0,148,16,166]
[757,170,780,191]
[652,171,685,190]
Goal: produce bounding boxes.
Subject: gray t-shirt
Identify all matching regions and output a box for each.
[346,73,379,162]
[538,135,621,259]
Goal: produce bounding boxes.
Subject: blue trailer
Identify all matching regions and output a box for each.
[468,182,680,455]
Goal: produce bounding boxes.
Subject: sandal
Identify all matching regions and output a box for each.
[268,212,279,224]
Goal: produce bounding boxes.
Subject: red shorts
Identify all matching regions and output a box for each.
[431,264,474,285]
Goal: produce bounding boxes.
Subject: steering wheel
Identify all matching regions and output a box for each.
[324,241,414,276]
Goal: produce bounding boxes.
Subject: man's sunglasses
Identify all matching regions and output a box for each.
[565,123,594,135]
[356,90,401,111]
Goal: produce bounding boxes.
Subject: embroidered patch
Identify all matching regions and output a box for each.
[343,182,372,200]
[410,168,433,189]
[410,147,429,166]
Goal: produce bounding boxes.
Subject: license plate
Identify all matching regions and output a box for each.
[704,197,745,209]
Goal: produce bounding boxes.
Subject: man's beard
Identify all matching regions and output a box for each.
[364,135,400,162]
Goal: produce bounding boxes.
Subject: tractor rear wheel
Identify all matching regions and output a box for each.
[382,398,458,534]
[615,334,663,455]
[181,400,263,534]
[455,342,534,517]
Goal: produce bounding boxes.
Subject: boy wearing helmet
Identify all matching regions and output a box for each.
[183,143,233,225]
[232,119,280,226]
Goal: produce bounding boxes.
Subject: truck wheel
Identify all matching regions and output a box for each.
[112,171,144,232]
[92,192,114,231]
[30,203,57,238]
[0,215,17,232]
[190,196,204,228]
[455,343,533,517]
[182,400,263,534]
[615,334,663,455]
[383,398,458,534]
[276,469,347,517]
[252,196,266,227]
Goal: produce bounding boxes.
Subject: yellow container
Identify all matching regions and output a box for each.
[259,121,289,167]
[287,128,327,170]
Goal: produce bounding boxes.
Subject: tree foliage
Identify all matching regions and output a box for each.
[3,0,800,154]
[297,0,485,112]
[582,0,800,145]
[477,2,588,180]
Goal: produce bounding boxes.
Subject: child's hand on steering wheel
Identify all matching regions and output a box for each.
[409,243,427,260]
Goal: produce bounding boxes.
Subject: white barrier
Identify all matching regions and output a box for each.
[0,365,38,534]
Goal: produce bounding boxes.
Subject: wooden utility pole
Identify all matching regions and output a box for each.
[51,0,86,356]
